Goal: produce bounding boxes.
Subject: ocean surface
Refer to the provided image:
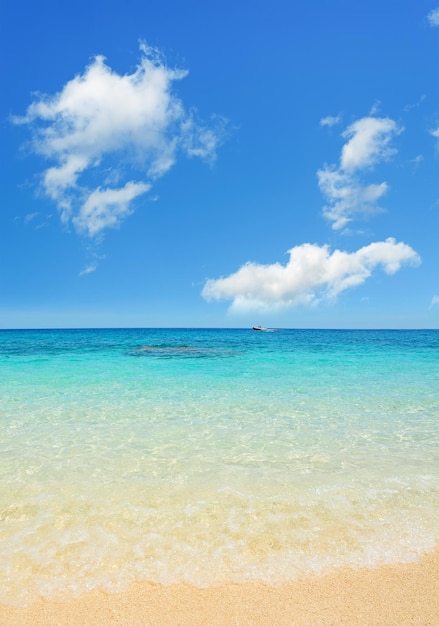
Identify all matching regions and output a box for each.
[0,328,438,606]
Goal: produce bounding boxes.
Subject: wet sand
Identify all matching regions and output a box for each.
[1,548,438,625]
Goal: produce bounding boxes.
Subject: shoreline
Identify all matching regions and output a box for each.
[1,548,437,625]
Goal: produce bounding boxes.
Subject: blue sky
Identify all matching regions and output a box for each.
[1,0,439,329]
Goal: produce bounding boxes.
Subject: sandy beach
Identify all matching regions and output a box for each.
[1,547,437,626]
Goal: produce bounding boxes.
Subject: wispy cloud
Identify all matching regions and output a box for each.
[403,94,426,113]
[431,126,439,146]
[22,211,52,229]
[320,114,341,128]
[79,264,98,276]
[317,116,402,230]
[202,238,420,312]
[23,212,40,224]
[410,154,424,172]
[73,181,151,237]
[13,42,226,241]
[369,100,381,116]
[430,295,439,308]
[427,7,439,26]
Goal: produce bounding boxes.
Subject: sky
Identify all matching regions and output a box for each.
[1,0,439,329]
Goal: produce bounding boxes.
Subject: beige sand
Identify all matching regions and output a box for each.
[1,548,438,626]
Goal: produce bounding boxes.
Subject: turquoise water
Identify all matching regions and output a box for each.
[0,328,438,606]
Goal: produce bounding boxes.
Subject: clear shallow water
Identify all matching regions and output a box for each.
[0,328,438,606]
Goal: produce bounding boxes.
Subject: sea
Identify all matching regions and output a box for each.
[0,328,438,606]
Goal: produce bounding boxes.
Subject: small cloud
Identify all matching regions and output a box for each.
[430,295,439,308]
[318,166,388,231]
[79,264,98,276]
[340,117,401,172]
[22,211,52,229]
[410,154,424,172]
[79,248,106,274]
[403,94,426,112]
[431,127,439,155]
[320,114,341,128]
[317,116,402,230]
[369,101,381,116]
[181,112,228,163]
[24,212,39,224]
[427,7,439,26]
[202,238,420,312]
[73,181,151,237]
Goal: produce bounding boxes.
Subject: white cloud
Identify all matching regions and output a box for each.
[73,181,151,237]
[430,295,439,308]
[22,211,52,230]
[318,116,402,230]
[202,238,420,312]
[14,43,225,239]
[411,154,424,165]
[340,117,400,171]
[403,94,426,112]
[23,212,40,224]
[369,100,381,116]
[320,114,341,127]
[410,154,424,172]
[180,113,227,161]
[317,167,388,230]
[427,8,439,26]
[79,264,98,276]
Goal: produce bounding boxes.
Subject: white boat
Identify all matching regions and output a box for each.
[252,325,270,332]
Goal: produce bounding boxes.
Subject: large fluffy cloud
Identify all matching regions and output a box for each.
[318,116,402,230]
[14,43,225,238]
[202,238,420,312]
